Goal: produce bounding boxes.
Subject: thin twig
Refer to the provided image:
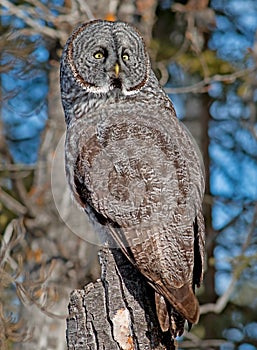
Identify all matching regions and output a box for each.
[201,203,257,315]
[0,188,27,215]
[200,277,237,315]
[0,163,38,171]
[181,330,229,348]
[1,0,66,41]
[164,67,256,94]
[75,0,95,20]
[241,204,257,253]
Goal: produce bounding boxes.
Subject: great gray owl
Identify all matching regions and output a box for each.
[60,19,205,338]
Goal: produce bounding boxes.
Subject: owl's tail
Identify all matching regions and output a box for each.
[155,292,185,336]
[154,284,199,336]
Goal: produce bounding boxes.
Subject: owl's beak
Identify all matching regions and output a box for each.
[114,63,120,78]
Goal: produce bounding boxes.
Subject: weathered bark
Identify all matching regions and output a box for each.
[67,249,176,350]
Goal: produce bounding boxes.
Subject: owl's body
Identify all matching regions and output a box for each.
[60,20,205,337]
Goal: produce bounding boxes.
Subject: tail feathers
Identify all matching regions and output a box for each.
[172,284,200,324]
[154,283,199,335]
[158,282,200,324]
[170,306,185,338]
[155,292,170,332]
[155,292,185,338]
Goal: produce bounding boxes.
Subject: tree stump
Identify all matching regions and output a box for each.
[66,248,176,350]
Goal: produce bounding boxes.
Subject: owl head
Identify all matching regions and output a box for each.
[61,20,151,97]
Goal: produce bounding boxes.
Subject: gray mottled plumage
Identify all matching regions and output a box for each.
[60,19,205,337]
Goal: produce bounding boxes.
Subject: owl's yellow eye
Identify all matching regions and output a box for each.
[94,52,104,59]
[122,54,129,61]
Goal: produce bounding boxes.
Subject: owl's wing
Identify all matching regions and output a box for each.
[83,196,204,331]
[107,207,204,327]
[65,104,205,332]
[127,219,203,326]
[74,165,204,330]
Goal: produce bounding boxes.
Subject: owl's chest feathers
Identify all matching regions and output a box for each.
[72,84,171,121]
[71,93,127,119]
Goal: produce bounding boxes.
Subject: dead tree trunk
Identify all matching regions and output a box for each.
[66,248,176,350]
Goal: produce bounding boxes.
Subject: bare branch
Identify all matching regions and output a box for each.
[1,0,66,41]
[200,277,237,315]
[180,330,230,348]
[75,0,95,20]
[164,67,257,94]
[0,163,37,171]
[241,204,257,253]
[16,263,68,320]
[181,338,228,349]
[14,1,58,25]
[0,219,26,271]
[243,121,257,141]
[23,0,57,20]
[12,177,37,217]
[0,188,27,215]
[201,204,257,315]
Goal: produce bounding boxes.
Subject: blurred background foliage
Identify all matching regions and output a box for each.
[0,0,257,349]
